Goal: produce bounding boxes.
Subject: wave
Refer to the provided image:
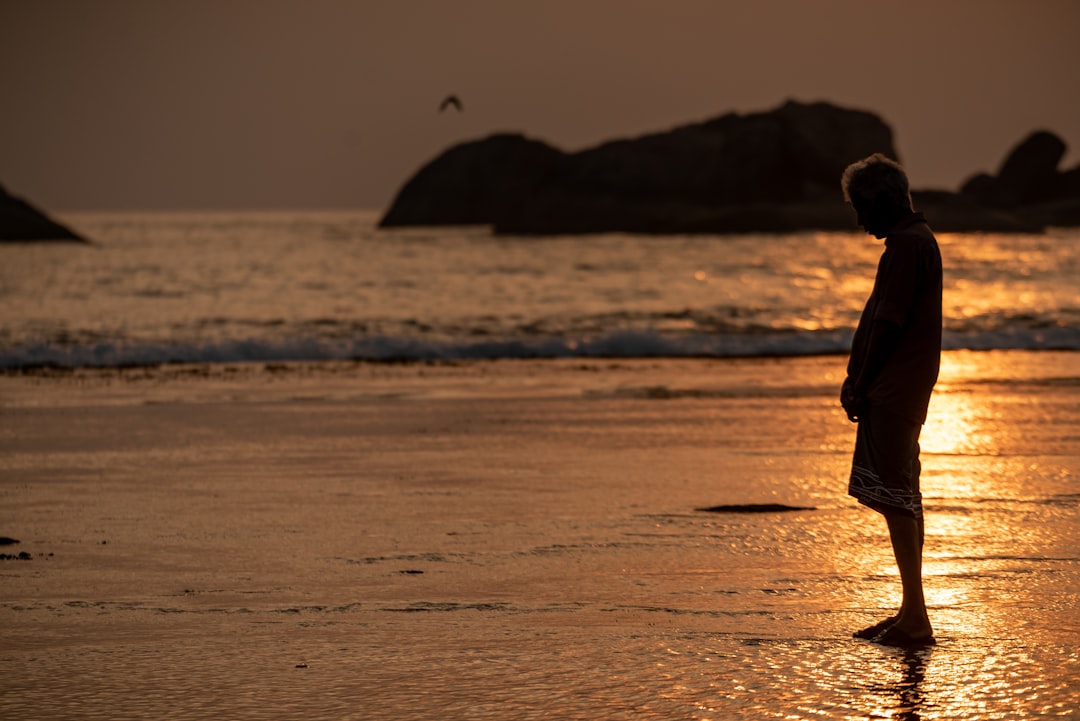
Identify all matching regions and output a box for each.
[2,326,1077,369]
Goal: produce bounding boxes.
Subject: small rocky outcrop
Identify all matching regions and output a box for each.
[379,134,568,227]
[961,131,1067,208]
[955,130,1080,229]
[0,183,87,243]
[380,100,899,234]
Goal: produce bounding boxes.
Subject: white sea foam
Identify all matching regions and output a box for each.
[3,326,1078,369]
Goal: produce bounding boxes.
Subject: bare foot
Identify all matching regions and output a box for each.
[853,615,898,639]
[875,624,936,647]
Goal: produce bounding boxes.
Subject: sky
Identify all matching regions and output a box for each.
[2,0,1078,212]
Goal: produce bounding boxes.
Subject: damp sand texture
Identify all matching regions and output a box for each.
[2,353,1078,720]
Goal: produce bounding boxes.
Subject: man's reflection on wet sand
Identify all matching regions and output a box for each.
[888,648,931,720]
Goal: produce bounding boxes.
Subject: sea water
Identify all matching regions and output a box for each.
[2,212,1079,719]
[1,211,1078,368]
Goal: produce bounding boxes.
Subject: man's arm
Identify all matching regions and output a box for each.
[842,318,902,421]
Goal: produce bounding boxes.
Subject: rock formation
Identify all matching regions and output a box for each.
[381,100,898,234]
[380,102,1080,234]
[0,183,86,242]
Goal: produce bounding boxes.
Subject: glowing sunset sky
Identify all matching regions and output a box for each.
[1,0,1077,211]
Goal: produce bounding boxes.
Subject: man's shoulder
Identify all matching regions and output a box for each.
[887,211,929,235]
[887,215,939,253]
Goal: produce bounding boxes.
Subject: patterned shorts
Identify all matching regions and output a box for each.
[848,406,924,519]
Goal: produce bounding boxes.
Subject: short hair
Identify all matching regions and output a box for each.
[841,153,912,210]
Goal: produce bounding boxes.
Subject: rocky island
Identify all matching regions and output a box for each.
[380,100,1080,235]
[0,183,86,243]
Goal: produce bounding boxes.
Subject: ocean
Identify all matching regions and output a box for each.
[2,212,1079,719]
[2,211,1078,368]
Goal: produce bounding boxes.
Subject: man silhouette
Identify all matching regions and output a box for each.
[840,154,942,647]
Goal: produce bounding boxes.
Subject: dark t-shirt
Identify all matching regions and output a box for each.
[848,212,943,425]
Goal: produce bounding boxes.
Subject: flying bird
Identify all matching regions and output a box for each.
[439,94,463,112]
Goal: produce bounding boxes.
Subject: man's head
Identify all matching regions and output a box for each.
[841,154,913,239]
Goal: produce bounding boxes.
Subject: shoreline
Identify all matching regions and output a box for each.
[3,347,1070,427]
[2,350,1077,719]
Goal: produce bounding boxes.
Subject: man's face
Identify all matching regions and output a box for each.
[851,196,892,239]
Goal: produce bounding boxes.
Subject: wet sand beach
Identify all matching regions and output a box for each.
[1,352,1078,719]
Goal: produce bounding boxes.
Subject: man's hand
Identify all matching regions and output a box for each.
[843,318,900,423]
[840,377,864,423]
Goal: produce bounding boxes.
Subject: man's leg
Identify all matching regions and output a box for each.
[883,512,933,641]
[849,408,931,642]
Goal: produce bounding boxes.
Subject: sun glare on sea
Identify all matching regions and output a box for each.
[921,353,1002,458]
[921,391,996,457]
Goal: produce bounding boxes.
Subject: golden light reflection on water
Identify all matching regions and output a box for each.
[922,368,1016,645]
[920,391,996,457]
[829,350,1080,719]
